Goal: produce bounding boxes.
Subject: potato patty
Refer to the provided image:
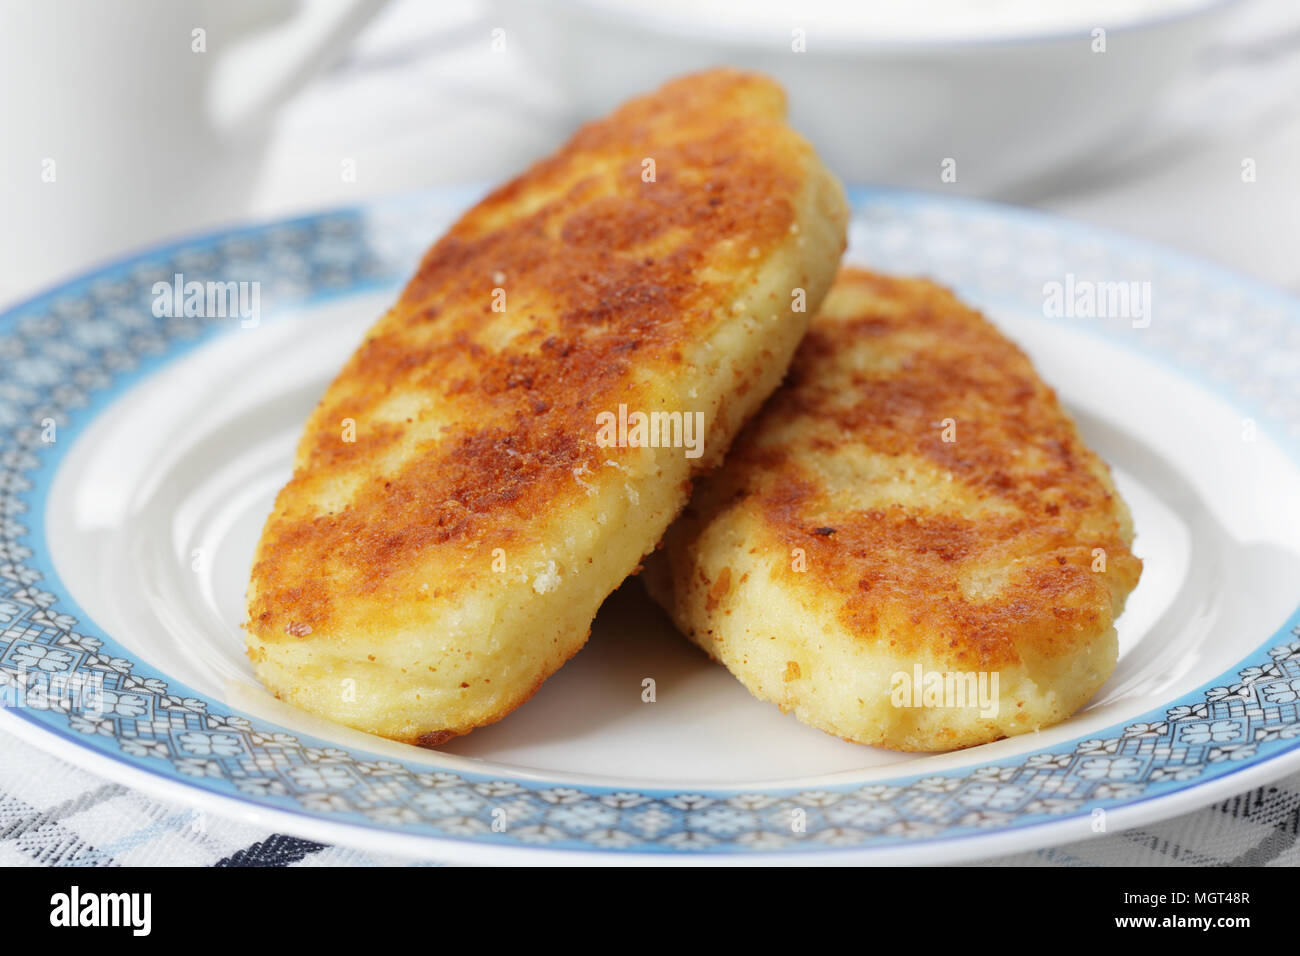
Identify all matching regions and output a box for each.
[245,70,848,745]
[643,268,1141,751]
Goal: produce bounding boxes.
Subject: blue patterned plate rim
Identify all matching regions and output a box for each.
[0,184,1297,862]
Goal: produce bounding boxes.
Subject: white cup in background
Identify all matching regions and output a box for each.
[0,0,387,294]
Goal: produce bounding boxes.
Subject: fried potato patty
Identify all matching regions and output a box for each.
[245,70,848,745]
[643,268,1141,751]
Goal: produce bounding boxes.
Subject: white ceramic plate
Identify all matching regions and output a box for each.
[2,186,1298,863]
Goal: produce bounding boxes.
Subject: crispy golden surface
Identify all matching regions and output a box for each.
[245,69,848,744]
[644,268,1141,751]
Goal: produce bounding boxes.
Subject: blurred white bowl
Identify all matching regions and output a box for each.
[509,0,1239,195]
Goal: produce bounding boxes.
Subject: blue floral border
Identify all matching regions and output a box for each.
[0,187,1298,856]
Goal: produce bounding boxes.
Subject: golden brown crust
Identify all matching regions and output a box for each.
[671,269,1141,670]
[249,70,811,639]
[244,69,848,742]
[646,268,1141,749]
